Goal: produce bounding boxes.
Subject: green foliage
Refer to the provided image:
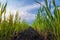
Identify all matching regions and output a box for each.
[0,2,29,40]
[32,0,60,40]
[0,0,60,40]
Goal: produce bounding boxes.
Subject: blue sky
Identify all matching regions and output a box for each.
[0,0,60,24]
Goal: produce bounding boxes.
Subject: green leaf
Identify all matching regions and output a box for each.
[49,1,51,9]
[44,0,48,7]
[1,2,7,14]
[52,0,56,7]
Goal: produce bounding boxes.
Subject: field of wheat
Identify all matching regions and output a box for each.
[0,0,60,40]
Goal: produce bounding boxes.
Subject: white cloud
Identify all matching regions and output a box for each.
[19,11,36,21]
[18,3,40,21]
[19,3,40,11]
[5,3,40,22]
[0,0,6,3]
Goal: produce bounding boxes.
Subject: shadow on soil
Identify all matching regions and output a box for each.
[12,27,56,40]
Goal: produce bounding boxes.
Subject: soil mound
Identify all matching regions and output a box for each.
[12,27,56,40]
[12,27,44,40]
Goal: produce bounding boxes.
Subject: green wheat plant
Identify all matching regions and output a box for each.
[0,2,29,40]
[0,0,60,40]
[32,0,60,40]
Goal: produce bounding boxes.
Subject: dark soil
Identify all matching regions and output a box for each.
[12,27,56,40]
